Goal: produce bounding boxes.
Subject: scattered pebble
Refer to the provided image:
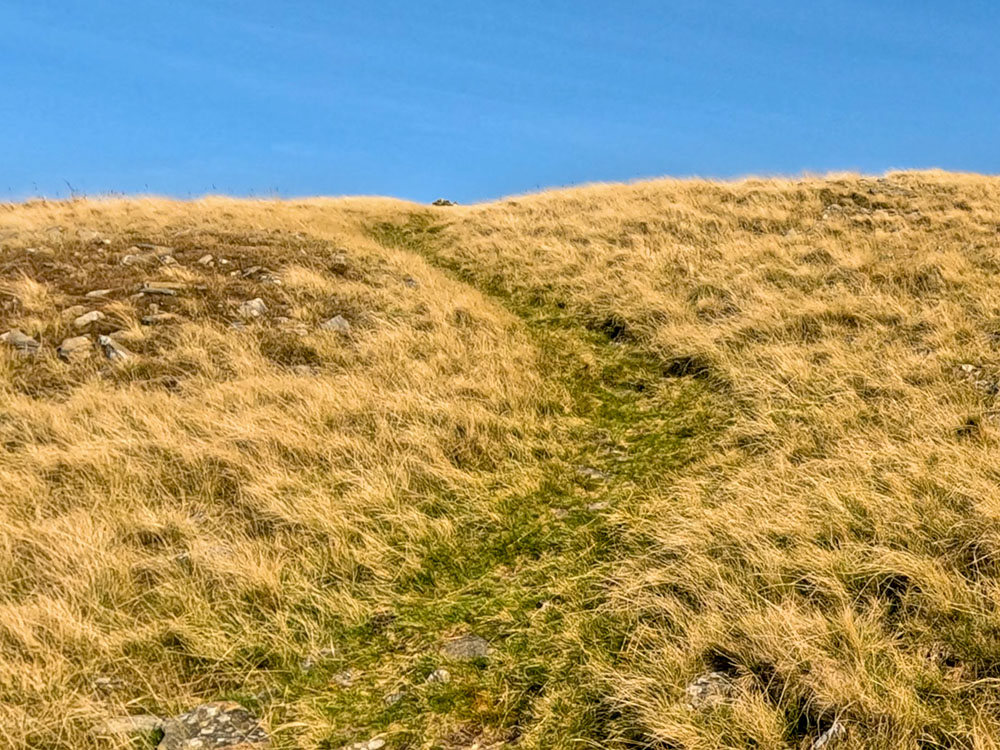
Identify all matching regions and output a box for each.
[85,288,113,299]
[383,690,405,706]
[440,634,491,662]
[238,298,268,319]
[426,668,450,684]
[197,254,214,266]
[157,702,268,750]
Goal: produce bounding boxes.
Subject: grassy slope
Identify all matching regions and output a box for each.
[3,171,1000,749]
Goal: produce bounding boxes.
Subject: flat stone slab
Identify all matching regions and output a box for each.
[158,702,269,749]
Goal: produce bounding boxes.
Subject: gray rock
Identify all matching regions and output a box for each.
[426,668,450,684]
[158,702,269,750]
[93,714,162,737]
[98,335,132,362]
[57,335,92,362]
[319,315,352,334]
[685,671,736,709]
[440,634,490,661]
[383,690,405,706]
[1,329,40,355]
[238,298,268,319]
[812,721,847,750]
[73,310,105,328]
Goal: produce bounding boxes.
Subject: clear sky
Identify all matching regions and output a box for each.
[2,1,998,203]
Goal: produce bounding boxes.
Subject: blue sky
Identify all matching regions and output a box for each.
[1,1,998,202]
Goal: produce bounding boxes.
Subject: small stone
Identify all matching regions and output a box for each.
[86,289,113,299]
[93,714,162,737]
[812,721,847,750]
[238,298,268,319]
[319,315,351,334]
[57,335,92,362]
[587,501,609,511]
[197,254,214,266]
[440,634,490,662]
[98,335,132,362]
[367,739,386,750]
[383,690,405,706]
[73,310,105,329]
[158,702,269,750]
[426,668,450,684]
[330,669,356,688]
[685,671,736,709]
[403,276,419,288]
[2,329,40,355]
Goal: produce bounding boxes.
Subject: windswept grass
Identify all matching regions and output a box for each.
[4,171,1000,748]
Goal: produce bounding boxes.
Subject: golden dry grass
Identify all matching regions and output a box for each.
[0,199,558,748]
[5,172,1000,749]
[415,170,1000,748]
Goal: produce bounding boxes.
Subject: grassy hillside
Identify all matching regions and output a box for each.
[3,172,1000,748]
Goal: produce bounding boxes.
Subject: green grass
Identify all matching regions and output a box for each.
[233,214,719,748]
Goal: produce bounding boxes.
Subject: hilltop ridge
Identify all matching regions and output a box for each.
[3,172,1000,748]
